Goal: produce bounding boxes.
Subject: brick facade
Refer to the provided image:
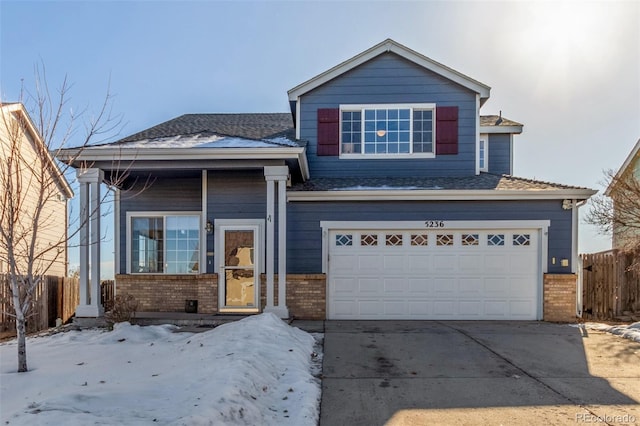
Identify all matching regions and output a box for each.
[115,273,326,319]
[259,274,327,320]
[115,274,218,314]
[543,273,577,322]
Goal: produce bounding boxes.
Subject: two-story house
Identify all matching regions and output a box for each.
[606,138,640,249]
[58,39,595,322]
[0,102,73,278]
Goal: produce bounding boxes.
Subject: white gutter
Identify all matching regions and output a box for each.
[287,189,597,202]
[58,146,306,162]
[58,146,311,181]
[573,199,588,317]
[479,125,523,134]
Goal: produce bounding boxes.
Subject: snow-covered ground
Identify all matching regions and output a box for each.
[0,313,322,425]
[580,321,640,343]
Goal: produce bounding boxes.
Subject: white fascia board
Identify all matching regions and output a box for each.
[321,219,551,231]
[58,147,306,163]
[479,125,523,134]
[287,39,491,102]
[288,188,597,202]
[605,138,640,196]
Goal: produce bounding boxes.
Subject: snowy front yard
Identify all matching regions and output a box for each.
[0,313,322,425]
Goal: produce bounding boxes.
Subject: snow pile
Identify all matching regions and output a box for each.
[582,322,640,343]
[0,313,321,425]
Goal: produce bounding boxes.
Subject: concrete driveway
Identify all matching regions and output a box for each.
[319,321,640,425]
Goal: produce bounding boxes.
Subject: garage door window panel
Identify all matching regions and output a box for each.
[436,234,454,246]
[488,234,505,246]
[336,234,353,247]
[411,234,429,246]
[361,234,378,246]
[513,234,531,246]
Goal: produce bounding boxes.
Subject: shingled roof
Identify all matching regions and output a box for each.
[110,113,522,148]
[289,173,590,192]
[115,113,296,144]
[480,115,522,128]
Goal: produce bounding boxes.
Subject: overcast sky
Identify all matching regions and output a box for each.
[1,1,639,277]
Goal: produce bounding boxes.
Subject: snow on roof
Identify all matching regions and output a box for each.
[89,133,300,149]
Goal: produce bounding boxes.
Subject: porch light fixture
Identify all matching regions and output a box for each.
[205,220,213,234]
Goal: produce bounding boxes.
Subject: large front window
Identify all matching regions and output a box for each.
[341,104,435,157]
[130,214,200,274]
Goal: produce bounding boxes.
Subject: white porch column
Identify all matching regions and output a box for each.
[264,166,289,318]
[75,168,104,318]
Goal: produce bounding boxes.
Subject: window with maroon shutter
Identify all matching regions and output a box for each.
[317,108,339,156]
[435,106,458,155]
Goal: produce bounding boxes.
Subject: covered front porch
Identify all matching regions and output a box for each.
[73,164,294,319]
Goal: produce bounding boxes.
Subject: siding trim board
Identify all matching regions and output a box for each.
[288,189,596,202]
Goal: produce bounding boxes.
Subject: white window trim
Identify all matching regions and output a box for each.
[126,211,202,275]
[339,103,436,159]
[479,134,489,172]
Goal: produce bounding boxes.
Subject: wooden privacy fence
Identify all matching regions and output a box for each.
[581,250,640,320]
[0,275,79,333]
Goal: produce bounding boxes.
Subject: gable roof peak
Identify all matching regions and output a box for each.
[288,38,491,104]
[606,138,640,195]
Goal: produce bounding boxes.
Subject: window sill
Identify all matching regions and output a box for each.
[339,153,436,160]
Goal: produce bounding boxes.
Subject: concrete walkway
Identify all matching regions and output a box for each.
[320,321,640,426]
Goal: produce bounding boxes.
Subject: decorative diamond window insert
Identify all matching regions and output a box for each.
[513,234,531,246]
[462,234,479,246]
[361,234,378,246]
[411,234,428,246]
[436,234,454,246]
[386,234,403,246]
[335,234,353,247]
[488,234,505,246]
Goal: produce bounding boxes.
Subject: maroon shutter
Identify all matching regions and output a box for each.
[317,108,340,156]
[436,106,458,155]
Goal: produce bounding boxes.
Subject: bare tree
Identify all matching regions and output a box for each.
[585,168,640,270]
[0,66,126,372]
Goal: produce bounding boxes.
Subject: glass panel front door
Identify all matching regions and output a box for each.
[222,229,258,310]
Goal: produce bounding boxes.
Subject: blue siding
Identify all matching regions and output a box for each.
[287,200,573,274]
[488,134,511,175]
[118,175,202,274]
[300,53,478,178]
[206,170,270,274]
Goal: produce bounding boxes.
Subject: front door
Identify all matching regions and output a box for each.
[217,223,261,312]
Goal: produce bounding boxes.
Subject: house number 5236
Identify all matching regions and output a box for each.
[424,220,445,228]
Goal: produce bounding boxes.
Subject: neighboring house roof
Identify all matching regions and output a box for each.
[288,173,596,201]
[0,103,73,198]
[480,114,523,134]
[112,113,297,145]
[287,38,491,105]
[605,138,640,196]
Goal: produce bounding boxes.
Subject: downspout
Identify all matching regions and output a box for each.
[573,199,588,317]
[114,188,120,295]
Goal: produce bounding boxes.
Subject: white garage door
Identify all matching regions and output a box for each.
[328,228,540,320]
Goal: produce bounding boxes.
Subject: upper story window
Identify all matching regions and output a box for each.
[340,104,435,158]
[479,136,488,172]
